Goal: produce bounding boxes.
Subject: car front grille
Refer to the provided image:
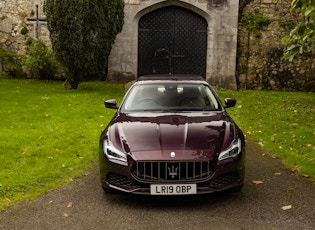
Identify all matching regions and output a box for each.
[132,161,214,182]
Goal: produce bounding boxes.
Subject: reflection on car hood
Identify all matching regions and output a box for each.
[108,112,236,160]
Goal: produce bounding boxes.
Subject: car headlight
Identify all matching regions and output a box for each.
[218,138,241,161]
[103,140,128,165]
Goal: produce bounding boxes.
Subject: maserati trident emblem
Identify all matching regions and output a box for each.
[170,152,176,158]
[168,165,178,179]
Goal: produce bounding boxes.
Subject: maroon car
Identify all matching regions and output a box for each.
[99,75,245,195]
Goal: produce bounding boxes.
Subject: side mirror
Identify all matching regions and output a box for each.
[224,98,236,108]
[104,99,118,109]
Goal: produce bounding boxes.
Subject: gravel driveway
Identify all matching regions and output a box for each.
[1,141,314,230]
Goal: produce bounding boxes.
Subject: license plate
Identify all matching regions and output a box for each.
[150,184,196,195]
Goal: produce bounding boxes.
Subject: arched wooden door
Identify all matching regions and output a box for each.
[138,6,208,77]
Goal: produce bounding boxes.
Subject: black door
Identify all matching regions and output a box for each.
[138,6,208,77]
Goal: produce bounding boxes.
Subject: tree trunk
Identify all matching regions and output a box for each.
[64,78,79,90]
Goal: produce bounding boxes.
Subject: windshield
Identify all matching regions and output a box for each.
[121,83,221,112]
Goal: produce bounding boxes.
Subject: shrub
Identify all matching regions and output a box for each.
[23,41,65,80]
[0,48,26,78]
[45,0,125,89]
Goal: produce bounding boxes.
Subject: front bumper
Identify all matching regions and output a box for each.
[104,171,244,194]
[99,144,245,195]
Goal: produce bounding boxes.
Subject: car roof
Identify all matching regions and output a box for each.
[137,74,206,83]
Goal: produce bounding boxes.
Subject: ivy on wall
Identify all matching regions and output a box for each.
[241,9,271,37]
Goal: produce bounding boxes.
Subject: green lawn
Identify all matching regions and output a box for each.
[0,78,314,210]
[0,78,124,210]
[218,90,315,179]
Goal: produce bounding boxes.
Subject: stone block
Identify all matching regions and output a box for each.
[0,17,12,33]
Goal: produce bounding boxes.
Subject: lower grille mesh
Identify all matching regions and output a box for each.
[107,174,134,187]
[132,161,214,181]
[208,172,239,187]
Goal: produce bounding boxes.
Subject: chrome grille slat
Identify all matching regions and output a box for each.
[136,162,139,177]
[132,161,214,181]
[165,162,168,180]
[144,162,146,179]
[186,162,188,178]
[200,162,202,177]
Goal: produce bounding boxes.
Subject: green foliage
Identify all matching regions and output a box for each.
[0,48,26,78]
[279,20,296,29]
[23,40,64,80]
[0,42,63,80]
[282,0,315,61]
[45,0,125,89]
[241,9,271,37]
[20,27,29,35]
[25,37,33,46]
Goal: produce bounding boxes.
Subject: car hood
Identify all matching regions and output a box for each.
[107,112,236,161]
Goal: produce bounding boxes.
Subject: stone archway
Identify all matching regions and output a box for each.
[138,6,207,77]
[108,0,239,89]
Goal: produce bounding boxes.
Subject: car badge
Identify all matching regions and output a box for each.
[170,152,176,158]
[168,165,178,178]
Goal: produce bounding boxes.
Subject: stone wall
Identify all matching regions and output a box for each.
[0,0,50,53]
[237,0,315,91]
[1,0,314,91]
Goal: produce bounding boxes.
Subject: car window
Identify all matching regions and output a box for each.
[121,83,221,112]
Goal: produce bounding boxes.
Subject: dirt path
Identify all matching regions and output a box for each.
[0,141,314,230]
